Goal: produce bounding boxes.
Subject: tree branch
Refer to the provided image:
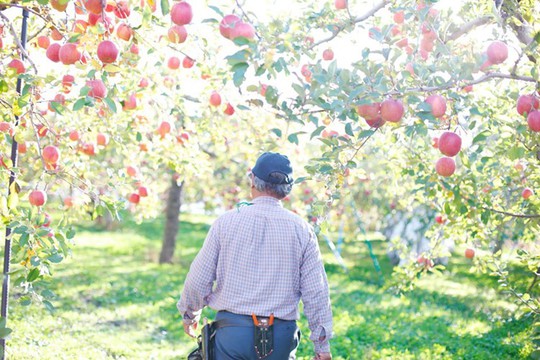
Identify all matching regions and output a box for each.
[481,206,540,219]
[309,0,391,50]
[443,16,492,43]
[389,71,537,96]
[0,11,38,73]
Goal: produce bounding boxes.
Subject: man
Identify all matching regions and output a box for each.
[178,152,333,359]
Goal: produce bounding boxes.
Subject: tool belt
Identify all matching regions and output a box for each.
[186,313,279,360]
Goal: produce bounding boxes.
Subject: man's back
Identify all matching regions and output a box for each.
[209,196,310,320]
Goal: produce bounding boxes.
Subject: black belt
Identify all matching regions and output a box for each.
[215,311,293,328]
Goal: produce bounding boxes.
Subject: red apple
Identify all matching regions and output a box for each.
[396,38,408,48]
[517,94,539,116]
[432,136,439,149]
[50,0,68,11]
[425,94,446,118]
[59,43,81,65]
[335,0,347,10]
[18,142,27,154]
[8,59,25,74]
[157,121,171,138]
[436,157,456,177]
[167,56,180,70]
[323,49,334,61]
[62,74,75,93]
[126,166,138,177]
[116,23,133,41]
[64,196,74,207]
[87,79,107,99]
[97,40,119,63]
[123,94,137,110]
[465,248,475,259]
[51,28,63,41]
[97,133,109,146]
[393,11,405,24]
[357,103,381,121]
[209,91,222,107]
[527,111,540,132]
[380,99,404,123]
[69,130,80,141]
[365,116,385,128]
[522,187,534,199]
[113,1,130,19]
[72,20,88,34]
[170,1,192,25]
[139,78,149,88]
[219,14,241,39]
[29,190,47,207]
[435,215,445,224]
[81,142,95,156]
[417,256,434,268]
[128,193,140,204]
[37,36,50,49]
[42,145,60,164]
[168,25,188,43]
[84,0,104,14]
[182,56,195,68]
[224,103,235,116]
[438,132,461,157]
[130,44,139,55]
[486,41,508,65]
[138,186,148,197]
[230,22,255,41]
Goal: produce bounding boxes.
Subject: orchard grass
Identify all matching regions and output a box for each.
[5,214,535,359]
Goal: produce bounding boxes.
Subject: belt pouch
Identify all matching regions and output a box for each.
[252,314,274,359]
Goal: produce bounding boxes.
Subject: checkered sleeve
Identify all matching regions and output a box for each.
[300,225,333,353]
[177,220,221,325]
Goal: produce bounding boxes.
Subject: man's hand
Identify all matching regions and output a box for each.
[313,353,332,360]
[183,321,198,338]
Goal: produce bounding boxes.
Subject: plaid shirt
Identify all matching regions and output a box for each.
[177,196,333,353]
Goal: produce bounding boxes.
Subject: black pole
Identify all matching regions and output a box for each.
[1,8,29,358]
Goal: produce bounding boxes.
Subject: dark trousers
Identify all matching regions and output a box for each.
[214,311,300,360]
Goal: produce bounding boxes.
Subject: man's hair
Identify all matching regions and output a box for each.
[253,172,293,199]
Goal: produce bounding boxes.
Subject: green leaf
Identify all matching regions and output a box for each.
[288,133,299,145]
[208,5,224,17]
[232,63,249,87]
[19,232,29,247]
[345,123,354,136]
[48,253,63,263]
[0,80,8,93]
[72,98,87,111]
[472,132,489,144]
[36,0,48,5]
[43,300,55,313]
[0,327,12,339]
[294,177,308,184]
[160,0,170,16]
[103,97,117,113]
[201,18,219,24]
[27,268,40,282]
[265,86,278,105]
[481,210,490,225]
[311,126,325,139]
[226,50,250,66]
[271,128,282,138]
[49,101,64,115]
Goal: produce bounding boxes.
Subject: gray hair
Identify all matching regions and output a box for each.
[253,172,293,199]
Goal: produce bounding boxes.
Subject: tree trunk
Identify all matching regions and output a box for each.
[159,178,184,264]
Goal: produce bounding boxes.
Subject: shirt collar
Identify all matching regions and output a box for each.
[252,196,283,207]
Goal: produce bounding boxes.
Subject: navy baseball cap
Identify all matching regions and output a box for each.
[252,152,294,184]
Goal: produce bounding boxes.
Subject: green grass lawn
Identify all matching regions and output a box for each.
[5,214,535,359]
